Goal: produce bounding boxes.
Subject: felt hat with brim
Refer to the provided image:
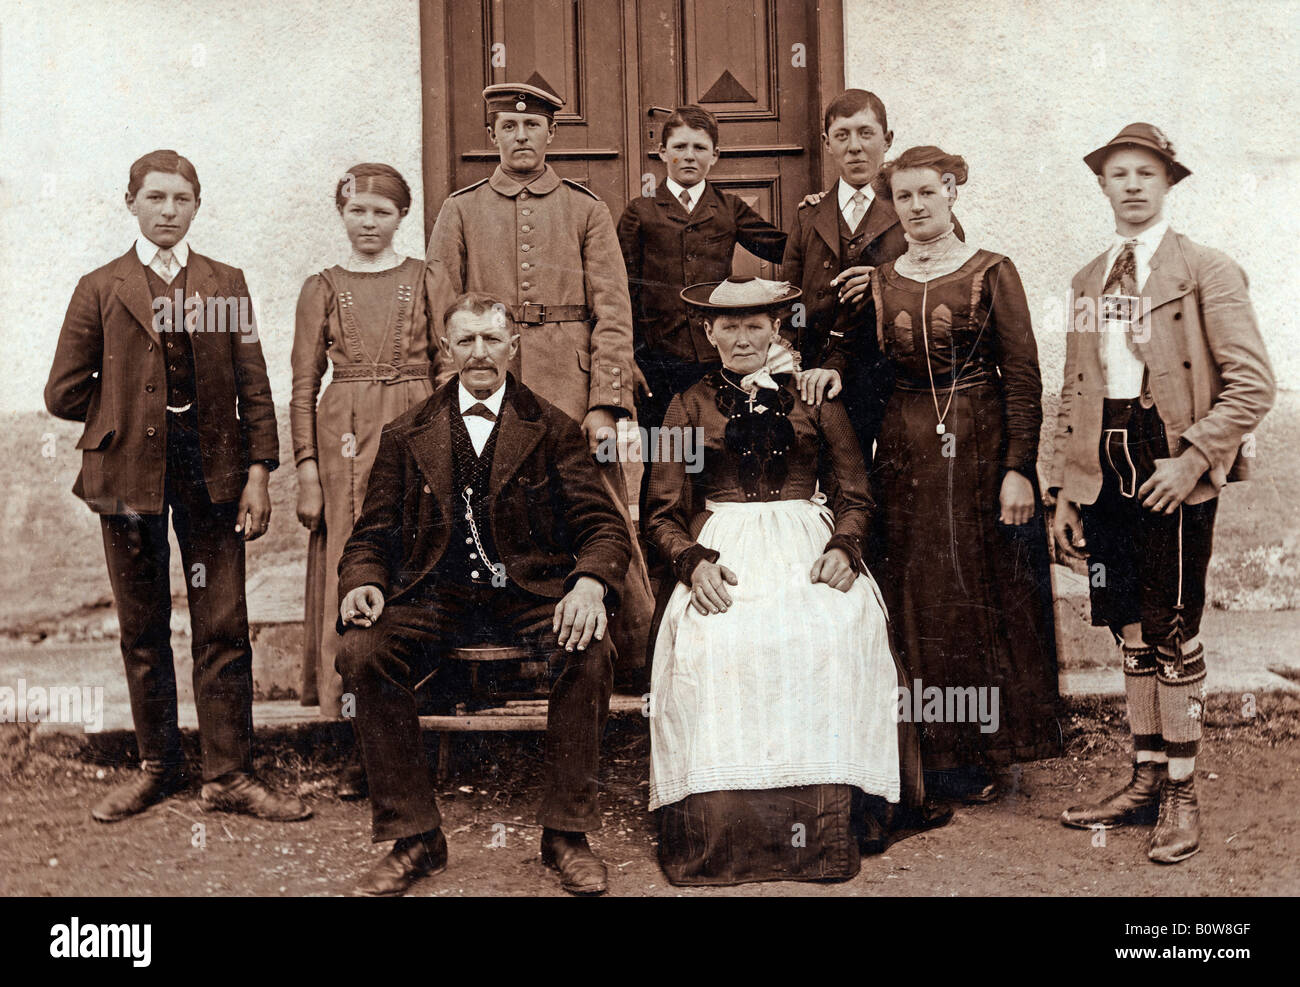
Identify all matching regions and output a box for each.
[484,82,564,119]
[1084,122,1191,185]
[680,277,802,315]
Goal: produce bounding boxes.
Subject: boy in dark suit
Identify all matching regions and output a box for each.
[45,150,309,824]
[617,105,787,441]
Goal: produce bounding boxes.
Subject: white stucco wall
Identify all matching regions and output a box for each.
[843,0,1299,405]
[4,0,1295,417]
[0,0,425,414]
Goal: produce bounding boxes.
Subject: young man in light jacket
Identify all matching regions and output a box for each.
[1051,124,1274,863]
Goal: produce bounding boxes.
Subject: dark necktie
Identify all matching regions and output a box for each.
[463,402,497,422]
[679,189,692,212]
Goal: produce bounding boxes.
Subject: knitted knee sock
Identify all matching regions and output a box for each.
[1123,644,1163,758]
[1157,643,1207,760]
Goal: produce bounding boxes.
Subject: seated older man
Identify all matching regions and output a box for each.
[336,292,630,896]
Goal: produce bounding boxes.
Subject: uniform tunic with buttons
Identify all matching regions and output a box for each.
[426,164,655,665]
[425,165,635,424]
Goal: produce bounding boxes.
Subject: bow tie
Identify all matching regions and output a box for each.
[463,402,497,422]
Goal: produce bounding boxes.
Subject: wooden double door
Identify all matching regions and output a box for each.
[422,0,844,276]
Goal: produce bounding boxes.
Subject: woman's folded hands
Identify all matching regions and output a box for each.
[687,546,856,617]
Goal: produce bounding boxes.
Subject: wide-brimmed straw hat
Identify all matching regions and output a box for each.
[680,277,801,314]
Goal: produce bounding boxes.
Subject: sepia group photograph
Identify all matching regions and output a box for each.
[0,0,1294,961]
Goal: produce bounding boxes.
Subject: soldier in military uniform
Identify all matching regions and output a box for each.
[425,81,654,665]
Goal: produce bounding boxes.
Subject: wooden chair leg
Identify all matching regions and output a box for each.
[435,732,453,784]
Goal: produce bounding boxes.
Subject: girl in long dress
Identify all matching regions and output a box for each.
[863,147,1062,801]
[290,164,434,796]
[644,277,926,886]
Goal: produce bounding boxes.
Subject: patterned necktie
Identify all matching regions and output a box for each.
[848,189,866,232]
[1104,239,1138,296]
[679,188,692,212]
[463,402,497,422]
[1103,239,1141,357]
[152,248,177,284]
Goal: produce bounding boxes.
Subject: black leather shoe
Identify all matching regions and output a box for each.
[337,763,368,801]
[355,829,448,896]
[541,829,608,895]
[1148,775,1200,864]
[926,767,999,804]
[918,796,955,828]
[200,772,312,821]
[1061,760,1166,829]
[959,771,1000,805]
[91,761,186,823]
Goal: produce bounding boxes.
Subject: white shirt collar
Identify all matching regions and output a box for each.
[458,379,507,415]
[135,233,190,268]
[837,178,875,213]
[1113,218,1168,253]
[666,177,706,211]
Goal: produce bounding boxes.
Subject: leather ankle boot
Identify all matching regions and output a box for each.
[1060,759,1166,829]
[354,828,448,896]
[1148,775,1200,863]
[91,761,186,823]
[541,829,607,895]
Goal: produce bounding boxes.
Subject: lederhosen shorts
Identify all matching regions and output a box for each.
[1079,397,1218,648]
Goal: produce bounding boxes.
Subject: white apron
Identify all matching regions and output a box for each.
[649,498,901,810]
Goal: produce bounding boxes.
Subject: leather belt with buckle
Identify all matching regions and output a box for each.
[331,363,431,382]
[512,303,592,325]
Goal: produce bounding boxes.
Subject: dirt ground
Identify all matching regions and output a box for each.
[1,693,1297,897]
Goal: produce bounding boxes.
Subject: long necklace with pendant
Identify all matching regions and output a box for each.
[911,241,999,437]
[919,279,958,435]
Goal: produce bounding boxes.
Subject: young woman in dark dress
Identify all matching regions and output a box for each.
[843,147,1062,801]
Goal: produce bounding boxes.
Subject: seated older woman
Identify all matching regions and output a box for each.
[644,277,927,887]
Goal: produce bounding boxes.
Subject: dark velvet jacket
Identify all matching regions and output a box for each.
[783,192,964,452]
[337,375,632,627]
[781,193,907,368]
